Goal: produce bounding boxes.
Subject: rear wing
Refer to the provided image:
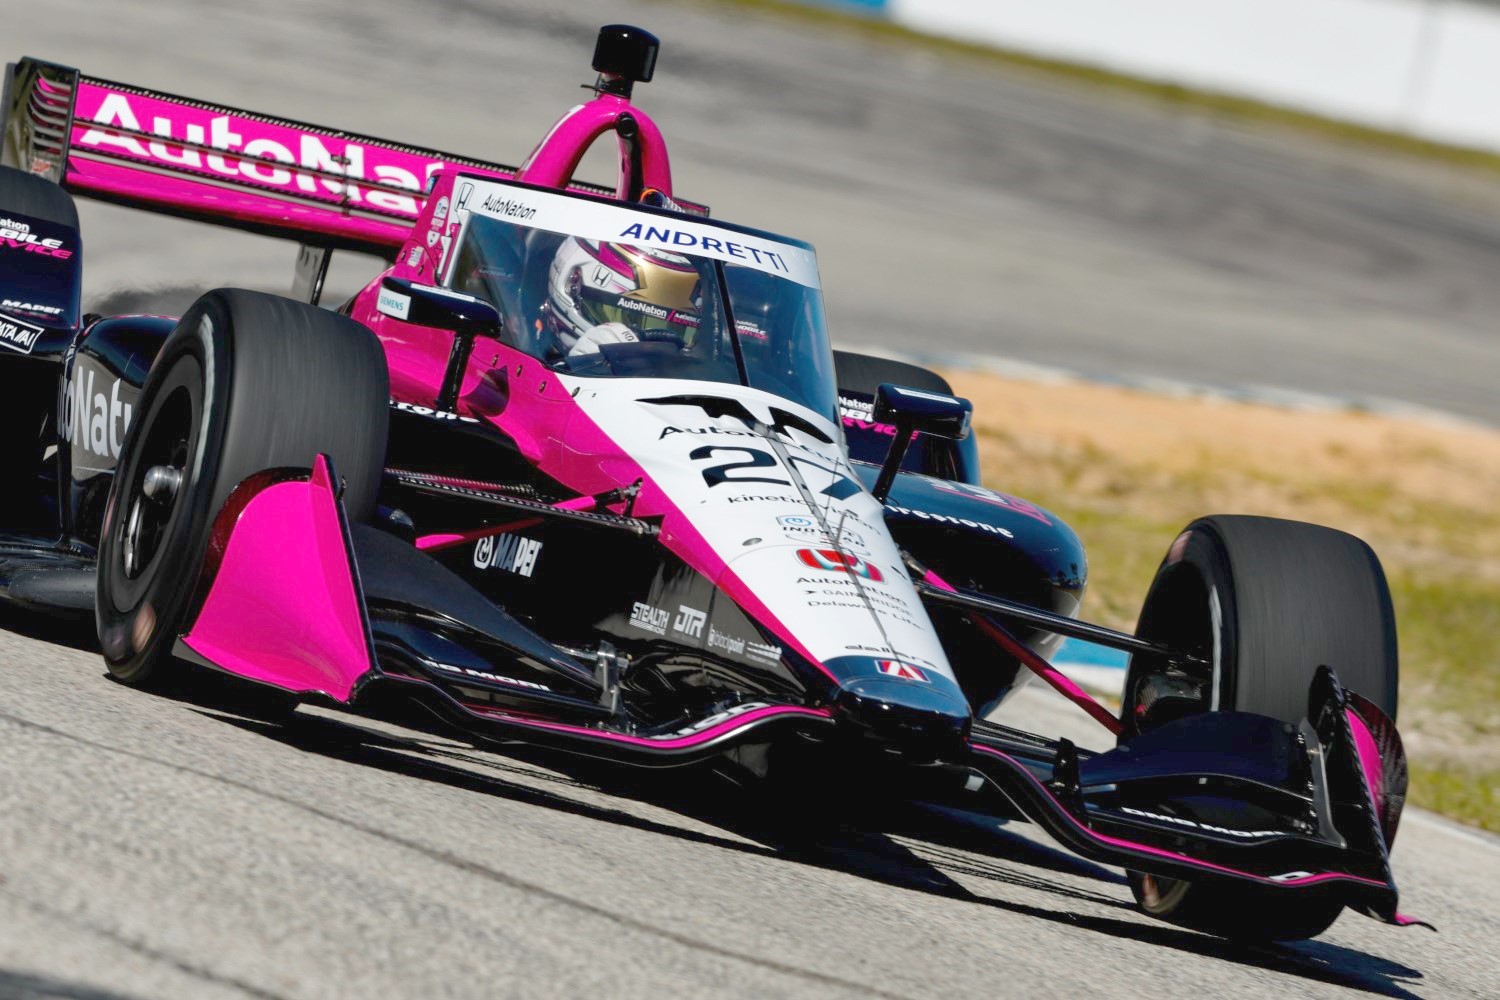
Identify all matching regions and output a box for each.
[1,58,705,258]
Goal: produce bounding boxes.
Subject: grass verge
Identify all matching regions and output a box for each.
[940,368,1500,832]
[694,0,1500,178]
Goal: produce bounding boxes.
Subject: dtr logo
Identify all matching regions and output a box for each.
[672,605,706,640]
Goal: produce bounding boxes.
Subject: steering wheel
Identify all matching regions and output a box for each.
[636,329,688,348]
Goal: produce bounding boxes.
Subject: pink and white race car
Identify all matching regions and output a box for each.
[0,25,1422,942]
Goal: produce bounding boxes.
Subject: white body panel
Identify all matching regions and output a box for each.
[561,375,955,680]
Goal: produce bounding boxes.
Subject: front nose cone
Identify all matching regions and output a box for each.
[834,676,972,761]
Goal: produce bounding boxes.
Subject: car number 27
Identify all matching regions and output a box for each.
[689,445,861,499]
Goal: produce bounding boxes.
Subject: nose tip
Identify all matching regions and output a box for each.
[834,676,972,761]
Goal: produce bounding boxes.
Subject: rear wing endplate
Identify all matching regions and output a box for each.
[2,58,705,258]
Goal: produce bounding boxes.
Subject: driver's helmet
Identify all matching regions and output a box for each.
[542,237,702,355]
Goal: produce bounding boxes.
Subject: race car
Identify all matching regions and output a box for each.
[0,25,1422,942]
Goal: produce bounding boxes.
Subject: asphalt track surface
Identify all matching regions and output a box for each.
[4,1,1500,998]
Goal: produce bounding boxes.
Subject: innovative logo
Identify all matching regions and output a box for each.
[777,514,865,549]
[795,548,884,582]
[876,660,928,682]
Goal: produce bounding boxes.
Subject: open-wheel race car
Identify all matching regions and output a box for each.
[0,25,1425,941]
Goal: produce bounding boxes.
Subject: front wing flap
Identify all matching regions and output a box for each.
[966,673,1427,929]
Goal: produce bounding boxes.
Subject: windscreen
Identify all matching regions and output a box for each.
[447,184,837,423]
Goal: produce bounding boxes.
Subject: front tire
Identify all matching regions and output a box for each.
[1122,515,1399,941]
[96,289,388,686]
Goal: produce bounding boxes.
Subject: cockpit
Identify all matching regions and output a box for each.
[444,183,839,424]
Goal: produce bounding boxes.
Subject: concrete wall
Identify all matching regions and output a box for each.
[856,0,1500,151]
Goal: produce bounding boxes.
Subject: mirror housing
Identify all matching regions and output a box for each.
[870,383,973,504]
[377,278,502,412]
[377,277,500,334]
[874,383,972,440]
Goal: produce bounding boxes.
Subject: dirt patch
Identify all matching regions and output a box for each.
[946,370,1500,583]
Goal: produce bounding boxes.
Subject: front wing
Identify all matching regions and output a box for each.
[173,455,1424,929]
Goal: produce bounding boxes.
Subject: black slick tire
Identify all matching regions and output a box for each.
[1122,514,1399,941]
[832,350,952,397]
[96,288,388,688]
[0,165,80,228]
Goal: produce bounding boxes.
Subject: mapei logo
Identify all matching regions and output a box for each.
[876,660,928,682]
[63,359,135,464]
[795,548,884,582]
[473,533,542,578]
[2,298,65,317]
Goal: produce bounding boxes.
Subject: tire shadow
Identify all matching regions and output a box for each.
[0,605,99,653]
[0,969,146,1000]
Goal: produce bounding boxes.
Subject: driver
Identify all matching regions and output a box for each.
[540,237,703,362]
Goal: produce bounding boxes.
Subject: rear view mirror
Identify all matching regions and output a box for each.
[378,278,502,410]
[874,383,972,440]
[871,383,973,503]
[377,277,501,334]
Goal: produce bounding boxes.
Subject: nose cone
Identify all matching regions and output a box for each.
[833,674,972,762]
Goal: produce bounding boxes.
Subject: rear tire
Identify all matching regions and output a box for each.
[96,289,388,687]
[832,350,977,483]
[1122,514,1399,941]
[0,165,80,228]
[832,350,953,397]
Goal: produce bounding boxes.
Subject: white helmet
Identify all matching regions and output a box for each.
[543,237,702,353]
